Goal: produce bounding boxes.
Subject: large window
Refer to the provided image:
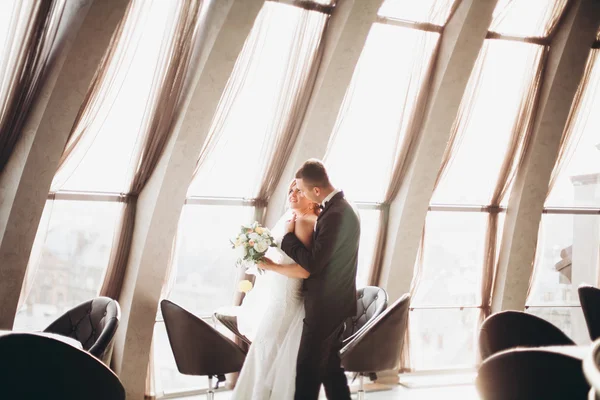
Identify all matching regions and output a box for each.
[153,2,328,396]
[526,48,600,344]
[324,4,444,288]
[409,0,569,371]
[13,0,183,330]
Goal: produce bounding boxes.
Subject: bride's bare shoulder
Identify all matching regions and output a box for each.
[295,215,316,248]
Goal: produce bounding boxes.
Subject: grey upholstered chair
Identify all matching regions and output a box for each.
[340,293,410,400]
[0,332,125,399]
[342,286,388,344]
[162,300,247,400]
[43,296,120,364]
[479,310,574,361]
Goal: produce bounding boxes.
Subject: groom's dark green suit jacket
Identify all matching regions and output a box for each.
[281,191,360,328]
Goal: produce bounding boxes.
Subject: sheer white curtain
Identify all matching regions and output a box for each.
[188,2,328,199]
[0,0,67,171]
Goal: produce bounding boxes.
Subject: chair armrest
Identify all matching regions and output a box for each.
[342,317,377,347]
[213,312,252,346]
[340,311,382,356]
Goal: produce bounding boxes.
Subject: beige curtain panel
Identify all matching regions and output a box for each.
[100,0,205,300]
[0,0,65,172]
[191,4,328,204]
[52,0,141,189]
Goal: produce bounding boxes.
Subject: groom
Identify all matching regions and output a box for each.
[281,159,360,400]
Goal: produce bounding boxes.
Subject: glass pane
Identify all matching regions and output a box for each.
[527,306,588,344]
[356,208,380,288]
[188,3,327,198]
[58,1,180,193]
[13,200,121,331]
[414,211,488,307]
[379,0,456,25]
[490,0,568,39]
[546,51,600,208]
[410,308,479,370]
[167,204,255,317]
[325,24,439,203]
[527,214,600,307]
[432,41,543,206]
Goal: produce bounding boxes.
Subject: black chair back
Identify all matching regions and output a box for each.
[341,293,410,373]
[342,286,388,343]
[161,300,246,376]
[0,333,125,400]
[477,348,589,399]
[579,285,600,341]
[43,297,120,363]
[479,310,574,360]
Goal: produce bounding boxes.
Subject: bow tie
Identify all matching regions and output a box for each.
[319,204,325,210]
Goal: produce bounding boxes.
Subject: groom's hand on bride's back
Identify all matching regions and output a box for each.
[285,213,296,234]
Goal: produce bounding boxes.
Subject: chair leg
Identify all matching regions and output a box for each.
[358,373,365,400]
[207,375,214,400]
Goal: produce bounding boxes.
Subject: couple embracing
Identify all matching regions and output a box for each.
[232,159,360,400]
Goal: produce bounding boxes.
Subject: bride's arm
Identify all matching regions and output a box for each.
[258,258,309,279]
[258,217,315,279]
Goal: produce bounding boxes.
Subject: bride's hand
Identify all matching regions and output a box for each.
[257,257,277,271]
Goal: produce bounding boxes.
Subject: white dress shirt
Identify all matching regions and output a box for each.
[321,189,341,208]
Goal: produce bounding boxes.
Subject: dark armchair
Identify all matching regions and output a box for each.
[340,293,410,400]
[578,285,600,341]
[43,297,120,364]
[161,300,246,400]
[479,310,574,361]
[584,338,600,400]
[0,332,125,399]
[477,348,589,399]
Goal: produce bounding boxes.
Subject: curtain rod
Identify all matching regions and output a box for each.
[275,0,334,15]
[428,204,507,213]
[542,207,600,215]
[486,31,549,46]
[377,16,444,33]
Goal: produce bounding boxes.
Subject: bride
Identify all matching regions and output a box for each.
[231,180,319,399]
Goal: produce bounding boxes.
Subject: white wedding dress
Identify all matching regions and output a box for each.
[231,212,305,400]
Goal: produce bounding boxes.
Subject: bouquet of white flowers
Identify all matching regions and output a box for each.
[230,222,276,274]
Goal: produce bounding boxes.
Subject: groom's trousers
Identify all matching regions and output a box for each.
[294,319,351,400]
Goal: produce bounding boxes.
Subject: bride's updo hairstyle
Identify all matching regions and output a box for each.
[287,179,320,216]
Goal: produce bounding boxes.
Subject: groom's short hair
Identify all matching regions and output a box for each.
[295,159,331,188]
